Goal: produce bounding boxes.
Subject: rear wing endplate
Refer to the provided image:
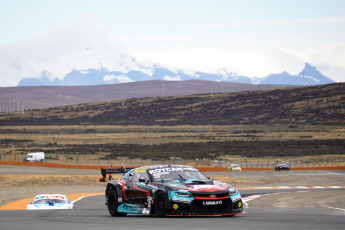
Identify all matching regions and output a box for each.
[101,167,135,178]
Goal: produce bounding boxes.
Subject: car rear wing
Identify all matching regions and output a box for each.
[101,167,135,178]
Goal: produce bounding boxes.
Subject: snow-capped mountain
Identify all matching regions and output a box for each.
[18,62,334,86]
[253,63,334,85]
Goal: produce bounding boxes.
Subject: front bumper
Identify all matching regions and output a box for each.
[166,198,244,216]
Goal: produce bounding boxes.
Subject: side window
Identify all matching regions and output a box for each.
[140,172,150,181]
[131,172,150,182]
[125,170,134,181]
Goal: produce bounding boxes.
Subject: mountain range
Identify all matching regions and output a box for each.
[18,62,334,87]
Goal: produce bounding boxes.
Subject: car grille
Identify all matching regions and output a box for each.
[191,192,229,198]
[192,198,231,213]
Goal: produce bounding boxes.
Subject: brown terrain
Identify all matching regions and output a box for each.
[0,80,289,110]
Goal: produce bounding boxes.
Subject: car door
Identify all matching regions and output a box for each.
[125,170,151,205]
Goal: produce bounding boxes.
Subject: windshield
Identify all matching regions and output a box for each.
[150,168,208,182]
[34,199,65,204]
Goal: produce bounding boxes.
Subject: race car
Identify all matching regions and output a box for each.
[101,165,244,217]
[275,163,290,171]
[228,164,241,171]
[27,194,73,210]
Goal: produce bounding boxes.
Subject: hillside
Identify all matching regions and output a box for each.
[0,80,288,110]
[1,83,344,126]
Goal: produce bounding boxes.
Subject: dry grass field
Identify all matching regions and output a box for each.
[1,124,344,166]
[1,83,344,166]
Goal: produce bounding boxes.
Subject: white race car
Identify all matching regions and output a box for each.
[27,194,73,210]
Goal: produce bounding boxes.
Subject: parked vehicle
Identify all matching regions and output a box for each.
[23,152,45,162]
[275,163,290,171]
[228,164,242,171]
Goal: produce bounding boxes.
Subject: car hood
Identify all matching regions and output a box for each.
[160,179,232,193]
[27,203,71,210]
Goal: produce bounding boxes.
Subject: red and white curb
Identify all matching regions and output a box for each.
[241,185,345,203]
[240,185,345,190]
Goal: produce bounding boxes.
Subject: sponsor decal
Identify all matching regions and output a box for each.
[172,197,192,203]
[148,167,184,175]
[203,200,223,205]
[165,183,188,189]
[153,174,160,179]
[147,196,152,206]
[146,184,159,190]
[118,197,123,202]
[238,201,242,208]
[142,208,150,214]
[183,167,198,171]
[118,203,144,214]
[35,195,66,200]
[189,184,228,192]
[231,194,241,202]
[173,204,179,210]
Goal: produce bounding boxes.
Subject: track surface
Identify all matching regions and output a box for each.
[1,193,345,230]
[1,168,345,229]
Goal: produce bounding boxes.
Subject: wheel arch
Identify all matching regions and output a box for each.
[106,182,123,198]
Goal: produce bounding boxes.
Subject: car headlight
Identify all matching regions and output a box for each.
[174,192,193,197]
[229,188,237,195]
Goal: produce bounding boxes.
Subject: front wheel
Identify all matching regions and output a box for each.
[108,189,127,217]
[154,191,168,216]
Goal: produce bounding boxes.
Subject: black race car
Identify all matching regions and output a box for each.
[101,165,244,217]
[275,163,290,171]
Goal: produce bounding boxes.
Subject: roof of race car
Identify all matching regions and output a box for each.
[135,165,196,169]
[34,194,68,200]
[130,165,198,172]
[102,165,200,177]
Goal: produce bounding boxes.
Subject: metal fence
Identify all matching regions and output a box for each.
[1,153,344,168]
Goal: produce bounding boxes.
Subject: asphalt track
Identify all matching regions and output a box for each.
[1,169,345,229]
[1,188,345,230]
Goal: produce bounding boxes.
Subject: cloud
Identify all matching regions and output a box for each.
[183,16,345,30]
[0,17,138,87]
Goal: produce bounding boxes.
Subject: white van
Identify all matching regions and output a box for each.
[23,152,45,162]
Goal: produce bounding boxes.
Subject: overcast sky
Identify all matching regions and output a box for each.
[0,0,344,86]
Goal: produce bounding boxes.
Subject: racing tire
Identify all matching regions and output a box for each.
[154,191,168,217]
[108,189,127,217]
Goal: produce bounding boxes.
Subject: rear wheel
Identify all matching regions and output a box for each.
[154,191,168,216]
[108,189,127,217]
